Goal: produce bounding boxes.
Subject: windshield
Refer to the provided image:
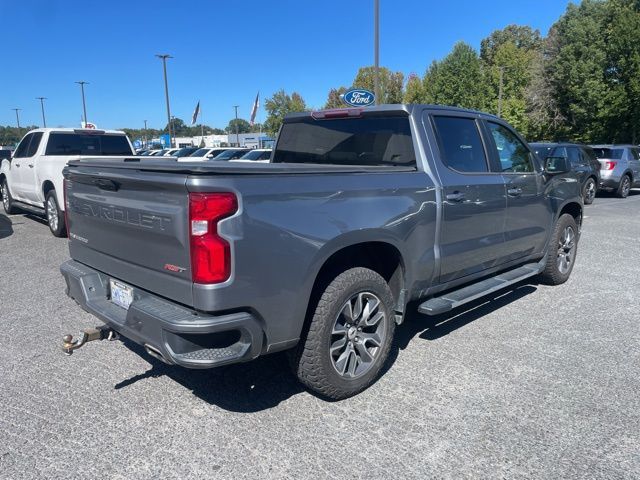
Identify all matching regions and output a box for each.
[272,116,416,166]
[593,148,624,160]
[190,148,211,157]
[45,133,133,156]
[174,147,197,157]
[215,149,247,160]
[239,150,270,161]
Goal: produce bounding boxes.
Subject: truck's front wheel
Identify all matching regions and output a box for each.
[2,179,18,215]
[292,267,396,400]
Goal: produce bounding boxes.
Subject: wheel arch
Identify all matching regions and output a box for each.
[558,201,583,228]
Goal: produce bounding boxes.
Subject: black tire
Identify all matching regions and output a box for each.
[583,177,597,205]
[291,267,396,400]
[45,190,66,237]
[616,174,631,199]
[540,213,579,285]
[1,179,18,214]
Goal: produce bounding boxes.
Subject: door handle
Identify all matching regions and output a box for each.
[446,191,465,202]
[14,163,20,167]
[507,187,522,197]
[28,164,34,168]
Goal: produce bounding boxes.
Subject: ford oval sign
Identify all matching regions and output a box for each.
[342,89,375,107]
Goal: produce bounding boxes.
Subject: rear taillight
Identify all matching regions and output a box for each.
[189,192,238,284]
[603,161,617,170]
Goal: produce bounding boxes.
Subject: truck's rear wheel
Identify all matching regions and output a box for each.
[540,213,578,285]
[46,190,66,237]
[2,179,18,214]
[292,267,396,400]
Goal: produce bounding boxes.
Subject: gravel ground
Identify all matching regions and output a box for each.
[0,192,638,479]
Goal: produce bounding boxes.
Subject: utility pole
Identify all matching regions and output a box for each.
[233,105,239,147]
[75,81,89,126]
[156,54,174,148]
[12,108,21,132]
[374,0,380,105]
[36,97,47,128]
[143,119,148,148]
[497,66,505,117]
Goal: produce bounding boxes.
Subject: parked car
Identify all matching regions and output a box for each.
[60,105,583,399]
[162,148,180,156]
[172,147,200,158]
[530,142,601,204]
[232,149,272,163]
[211,148,250,160]
[187,147,230,161]
[0,128,134,236]
[591,145,640,198]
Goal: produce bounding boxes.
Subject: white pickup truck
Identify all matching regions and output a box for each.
[0,128,134,236]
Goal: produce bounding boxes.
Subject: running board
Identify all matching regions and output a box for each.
[418,263,543,316]
[14,200,45,215]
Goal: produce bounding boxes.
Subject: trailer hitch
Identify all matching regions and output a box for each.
[62,325,119,355]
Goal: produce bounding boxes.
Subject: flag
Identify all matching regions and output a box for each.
[249,92,259,126]
[191,100,200,125]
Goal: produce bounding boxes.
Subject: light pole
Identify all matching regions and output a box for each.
[36,97,47,128]
[374,0,380,105]
[156,54,174,148]
[143,120,148,148]
[75,81,89,126]
[233,105,239,147]
[497,66,505,117]
[12,108,21,132]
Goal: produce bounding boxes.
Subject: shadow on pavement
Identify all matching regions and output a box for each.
[113,281,538,411]
[0,213,13,239]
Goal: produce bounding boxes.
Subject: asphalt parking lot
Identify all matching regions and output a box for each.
[1,192,639,480]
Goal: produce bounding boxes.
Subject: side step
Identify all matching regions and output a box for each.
[14,200,45,216]
[418,263,543,316]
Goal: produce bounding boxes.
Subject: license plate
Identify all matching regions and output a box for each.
[110,279,134,310]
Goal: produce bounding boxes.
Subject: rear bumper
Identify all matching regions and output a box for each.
[60,260,263,368]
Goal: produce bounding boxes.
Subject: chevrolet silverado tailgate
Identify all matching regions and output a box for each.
[64,162,193,306]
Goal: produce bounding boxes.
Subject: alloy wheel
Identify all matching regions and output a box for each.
[1,183,9,211]
[47,197,58,232]
[585,180,596,203]
[556,225,575,274]
[330,291,387,379]
[622,177,631,197]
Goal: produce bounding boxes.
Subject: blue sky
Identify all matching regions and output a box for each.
[0,0,572,130]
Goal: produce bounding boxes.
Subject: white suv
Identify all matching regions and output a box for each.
[0,128,134,236]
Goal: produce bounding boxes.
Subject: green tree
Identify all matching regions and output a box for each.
[549,0,610,142]
[324,86,348,108]
[263,89,307,136]
[423,42,487,110]
[353,66,404,104]
[479,25,542,136]
[226,118,251,134]
[603,0,640,143]
[403,73,426,103]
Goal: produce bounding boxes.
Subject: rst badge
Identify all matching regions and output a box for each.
[342,88,375,107]
[164,263,187,273]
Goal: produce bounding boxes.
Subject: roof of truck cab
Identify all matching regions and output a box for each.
[24,127,127,135]
[284,104,502,121]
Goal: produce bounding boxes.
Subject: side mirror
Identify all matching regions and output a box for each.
[544,156,570,175]
[206,153,214,158]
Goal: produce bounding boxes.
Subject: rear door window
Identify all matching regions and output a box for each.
[487,122,535,173]
[431,116,488,173]
[25,132,43,157]
[45,133,133,156]
[567,147,582,167]
[272,116,416,166]
[593,148,623,160]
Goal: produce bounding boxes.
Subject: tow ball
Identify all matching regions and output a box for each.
[62,326,119,355]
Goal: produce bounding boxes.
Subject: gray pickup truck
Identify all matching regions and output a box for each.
[60,105,583,399]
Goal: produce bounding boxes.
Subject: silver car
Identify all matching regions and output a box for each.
[591,145,640,198]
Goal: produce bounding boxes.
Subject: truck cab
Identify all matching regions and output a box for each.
[0,128,134,236]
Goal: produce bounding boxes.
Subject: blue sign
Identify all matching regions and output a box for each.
[342,88,375,107]
[133,139,142,148]
[159,134,171,147]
